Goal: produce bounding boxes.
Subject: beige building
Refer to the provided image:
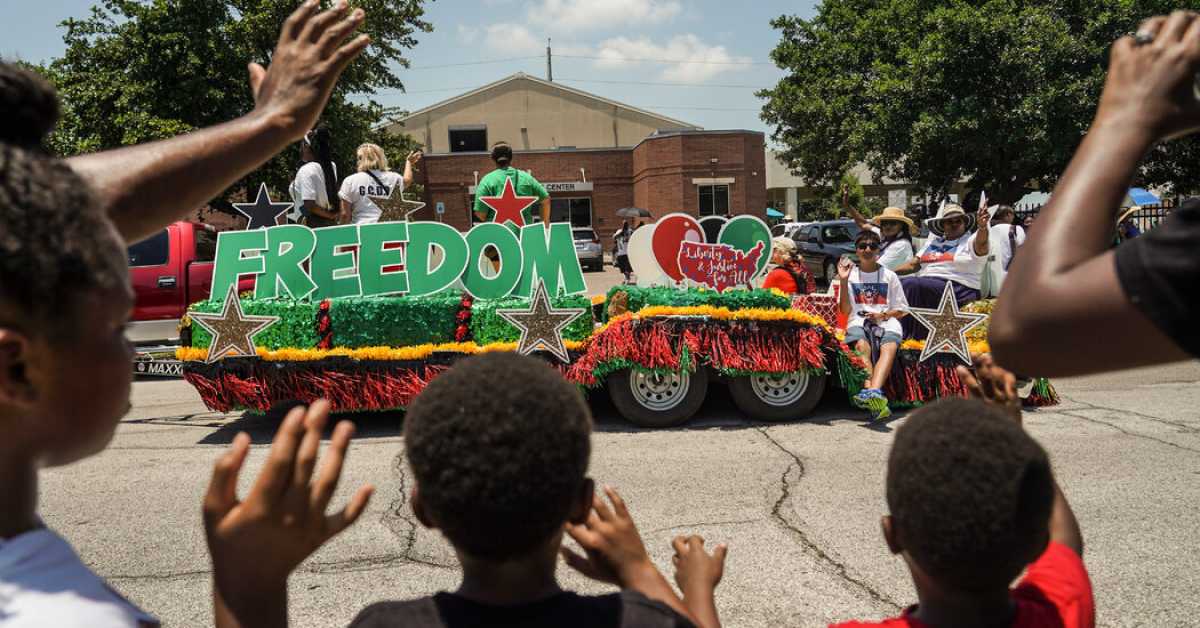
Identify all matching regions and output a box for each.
[386,73,700,152]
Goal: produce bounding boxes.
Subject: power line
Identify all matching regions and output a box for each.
[405,55,542,70]
[556,53,771,66]
[557,77,768,89]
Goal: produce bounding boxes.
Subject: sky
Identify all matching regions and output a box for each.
[1,0,819,138]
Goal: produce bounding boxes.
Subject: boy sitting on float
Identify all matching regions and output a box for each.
[838,229,910,421]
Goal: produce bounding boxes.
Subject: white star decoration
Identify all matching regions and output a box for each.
[496,280,588,363]
[907,282,988,364]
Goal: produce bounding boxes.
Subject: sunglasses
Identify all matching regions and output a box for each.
[856,242,880,251]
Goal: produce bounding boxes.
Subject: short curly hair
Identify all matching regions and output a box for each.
[404,352,592,560]
[0,144,128,338]
[887,398,1054,591]
[0,62,59,151]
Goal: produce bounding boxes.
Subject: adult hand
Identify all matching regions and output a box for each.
[956,354,1022,425]
[247,0,371,141]
[1095,11,1200,141]
[837,256,854,281]
[407,150,423,165]
[203,400,374,616]
[562,486,656,587]
[976,204,990,230]
[672,535,727,595]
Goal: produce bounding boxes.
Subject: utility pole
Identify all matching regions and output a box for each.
[546,38,553,82]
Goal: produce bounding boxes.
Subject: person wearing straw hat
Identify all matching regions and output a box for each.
[1116,206,1142,243]
[842,190,916,270]
[895,201,991,336]
[762,236,816,294]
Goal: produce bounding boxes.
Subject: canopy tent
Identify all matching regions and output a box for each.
[766,207,785,218]
[1123,188,1160,207]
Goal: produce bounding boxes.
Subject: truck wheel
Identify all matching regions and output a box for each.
[729,370,827,422]
[608,367,709,428]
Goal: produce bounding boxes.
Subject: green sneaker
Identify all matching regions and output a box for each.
[865,393,891,421]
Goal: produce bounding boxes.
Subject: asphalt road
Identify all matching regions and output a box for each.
[35,350,1200,627]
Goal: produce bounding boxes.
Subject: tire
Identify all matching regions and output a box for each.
[607,367,709,428]
[729,370,827,422]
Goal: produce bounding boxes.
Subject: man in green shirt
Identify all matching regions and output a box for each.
[473,142,550,227]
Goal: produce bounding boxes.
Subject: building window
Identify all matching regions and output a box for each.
[550,197,593,227]
[449,126,487,153]
[698,184,729,217]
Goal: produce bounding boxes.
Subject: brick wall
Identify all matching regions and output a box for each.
[419,131,766,249]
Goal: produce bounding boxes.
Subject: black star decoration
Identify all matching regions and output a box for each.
[234,183,292,229]
[496,280,588,363]
[907,282,988,364]
[189,285,280,363]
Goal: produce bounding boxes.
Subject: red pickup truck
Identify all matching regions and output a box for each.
[127,221,253,351]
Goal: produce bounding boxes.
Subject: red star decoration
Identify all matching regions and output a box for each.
[479,176,538,227]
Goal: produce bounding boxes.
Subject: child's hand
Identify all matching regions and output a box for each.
[562,486,657,588]
[203,400,374,618]
[672,535,727,595]
[837,256,854,281]
[957,354,1022,425]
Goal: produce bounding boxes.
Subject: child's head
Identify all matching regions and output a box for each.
[884,398,1054,592]
[0,62,59,152]
[0,144,133,466]
[404,352,593,562]
[854,229,882,265]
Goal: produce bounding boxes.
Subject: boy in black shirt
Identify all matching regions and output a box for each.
[202,353,725,628]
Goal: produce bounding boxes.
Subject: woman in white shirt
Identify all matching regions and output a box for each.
[338,143,421,224]
[289,127,340,227]
[894,203,991,338]
[840,191,916,270]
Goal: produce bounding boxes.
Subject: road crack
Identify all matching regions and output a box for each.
[383,452,456,571]
[756,427,902,612]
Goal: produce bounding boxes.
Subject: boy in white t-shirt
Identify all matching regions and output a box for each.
[838,229,910,421]
[338,143,421,224]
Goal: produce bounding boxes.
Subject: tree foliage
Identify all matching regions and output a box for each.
[760,0,1200,203]
[43,0,430,199]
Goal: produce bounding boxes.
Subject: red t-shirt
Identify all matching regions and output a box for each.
[762,267,799,294]
[831,542,1094,628]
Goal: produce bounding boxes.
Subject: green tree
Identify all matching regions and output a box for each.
[44,0,430,200]
[760,0,1200,204]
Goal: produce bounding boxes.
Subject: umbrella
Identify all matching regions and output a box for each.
[766,208,785,218]
[1123,188,1160,207]
[616,207,652,218]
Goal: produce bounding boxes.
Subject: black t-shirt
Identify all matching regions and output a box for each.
[348,590,694,628]
[1114,198,1200,356]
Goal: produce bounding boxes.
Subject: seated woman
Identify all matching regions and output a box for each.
[837,230,909,421]
[842,191,916,270]
[894,203,990,337]
[762,236,816,295]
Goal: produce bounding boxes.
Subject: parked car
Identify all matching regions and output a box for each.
[127,221,254,350]
[792,219,861,282]
[771,221,812,239]
[573,227,603,272]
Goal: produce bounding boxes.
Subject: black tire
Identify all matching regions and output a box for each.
[607,367,709,428]
[729,370,827,422]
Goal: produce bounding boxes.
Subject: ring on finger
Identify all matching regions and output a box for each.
[1134,30,1155,46]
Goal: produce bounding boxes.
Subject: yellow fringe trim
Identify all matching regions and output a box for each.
[177,340,587,363]
[901,339,991,355]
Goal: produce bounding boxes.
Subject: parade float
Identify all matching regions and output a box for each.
[178,188,1056,427]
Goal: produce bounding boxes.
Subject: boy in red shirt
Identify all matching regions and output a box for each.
[834,355,1093,628]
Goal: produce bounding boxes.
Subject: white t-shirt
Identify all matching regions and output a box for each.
[916,232,988,289]
[988,223,1026,270]
[613,229,631,256]
[846,266,908,337]
[865,225,916,270]
[289,161,337,221]
[0,527,158,627]
[339,170,404,224]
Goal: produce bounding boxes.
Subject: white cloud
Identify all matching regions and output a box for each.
[592,34,750,83]
[470,23,545,56]
[529,0,682,32]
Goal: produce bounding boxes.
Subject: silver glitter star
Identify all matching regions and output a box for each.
[497,280,588,363]
[189,285,280,363]
[907,282,988,364]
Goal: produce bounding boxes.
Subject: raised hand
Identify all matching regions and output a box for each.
[976,204,990,229]
[837,256,855,281]
[672,535,726,628]
[247,0,371,141]
[203,400,373,624]
[562,486,655,586]
[407,150,423,165]
[956,354,1022,425]
[1097,12,1200,142]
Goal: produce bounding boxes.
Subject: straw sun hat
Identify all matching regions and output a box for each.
[870,206,916,232]
[925,203,975,236]
[771,236,797,257]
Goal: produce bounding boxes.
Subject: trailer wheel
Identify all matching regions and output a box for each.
[729,370,827,422]
[608,367,708,428]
